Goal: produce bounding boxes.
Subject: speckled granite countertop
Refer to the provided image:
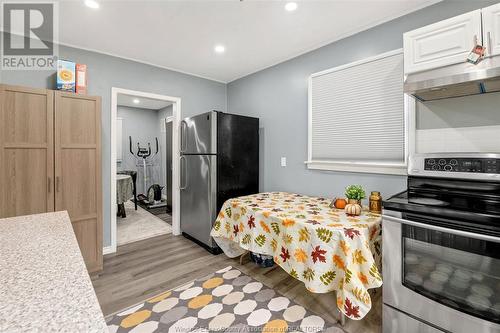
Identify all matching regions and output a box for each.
[0,211,108,332]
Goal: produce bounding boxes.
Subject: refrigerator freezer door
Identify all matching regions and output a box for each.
[217,113,259,212]
[180,154,217,248]
[181,111,217,154]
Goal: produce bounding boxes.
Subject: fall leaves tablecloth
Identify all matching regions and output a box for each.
[210,192,382,320]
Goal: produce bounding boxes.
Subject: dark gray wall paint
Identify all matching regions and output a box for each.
[226,0,498,201]
[1,45,226,247]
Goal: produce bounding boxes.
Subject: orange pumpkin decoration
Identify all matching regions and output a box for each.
[333,198,347,209]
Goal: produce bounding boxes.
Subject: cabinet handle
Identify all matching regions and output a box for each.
[48,177,51,193]
[56,176,60,192]
[487,31,492,55]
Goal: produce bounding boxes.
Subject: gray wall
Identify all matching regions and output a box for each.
[226,0,499,201]
[1,45,226,247]
[117,105,160,174]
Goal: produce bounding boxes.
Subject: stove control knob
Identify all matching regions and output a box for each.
[444,165,453,171]
[432,165,439,170]
[428,159,436,165]
[439,159,446,165]
[450,159,458,166]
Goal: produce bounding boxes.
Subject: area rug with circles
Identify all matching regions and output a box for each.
[106,266,345,333]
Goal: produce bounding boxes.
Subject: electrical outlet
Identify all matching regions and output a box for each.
[281,157,287,167]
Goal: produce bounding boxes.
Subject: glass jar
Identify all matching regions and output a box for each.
[369,191,382,213]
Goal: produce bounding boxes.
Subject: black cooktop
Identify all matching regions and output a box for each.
[383,176,500,228]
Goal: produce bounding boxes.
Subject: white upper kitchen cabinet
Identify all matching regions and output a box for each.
[403,10,482,74]
[483,3,500,57]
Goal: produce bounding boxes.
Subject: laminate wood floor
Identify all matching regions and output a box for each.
[92,233,381,333]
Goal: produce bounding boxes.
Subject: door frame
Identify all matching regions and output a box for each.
[108,87,181,254]
[162,116,173,203]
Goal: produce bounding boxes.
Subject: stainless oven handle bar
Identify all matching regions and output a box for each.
[384,215,500,244]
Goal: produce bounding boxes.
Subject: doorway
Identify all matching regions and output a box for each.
[109,88,181,253]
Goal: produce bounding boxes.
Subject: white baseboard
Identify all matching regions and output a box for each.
[103,245,116,255]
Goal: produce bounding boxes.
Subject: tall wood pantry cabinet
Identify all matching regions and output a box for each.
[0,84,103,273]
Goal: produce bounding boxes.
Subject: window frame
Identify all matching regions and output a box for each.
[306,49,414,176]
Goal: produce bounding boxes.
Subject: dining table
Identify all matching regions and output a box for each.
[116,174,133,218]
[210,192,382,321]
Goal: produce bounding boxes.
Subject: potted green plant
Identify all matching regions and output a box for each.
[344,185,365,216]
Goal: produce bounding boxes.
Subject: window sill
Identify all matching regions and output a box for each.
[305,160,407,176]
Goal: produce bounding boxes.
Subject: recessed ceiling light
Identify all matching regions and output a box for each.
[133,98,140,104]
[84,0,100,9]
[214,45,225,54]
[285,2,298,11]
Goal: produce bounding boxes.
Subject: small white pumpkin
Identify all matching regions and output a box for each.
[345,199,362,216]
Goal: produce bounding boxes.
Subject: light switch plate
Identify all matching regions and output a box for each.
[281,157,287,167]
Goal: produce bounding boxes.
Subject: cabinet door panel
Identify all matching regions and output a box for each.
[58,149,97,217]
[483,3,500,57]
[72,218,100,273]
[0,85,54,218]
[3,149,49,216]
[404,10,482,74]
[4,91,49,144]
[59,97,97,145]
[55,92,102,273]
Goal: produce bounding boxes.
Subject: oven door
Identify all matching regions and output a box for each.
[383,211,500,333]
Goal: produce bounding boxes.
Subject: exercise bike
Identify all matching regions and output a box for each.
[129,136,166,209]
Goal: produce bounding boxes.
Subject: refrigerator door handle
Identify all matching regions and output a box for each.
[208,157,213,220]
[180,120,187,153]
[180,155,187,190]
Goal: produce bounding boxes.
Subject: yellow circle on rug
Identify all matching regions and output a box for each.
[262,319,288,333]
[147,291,172,303]
[188,294,213,309]
[202,277,224,289]
[120,310,151,328]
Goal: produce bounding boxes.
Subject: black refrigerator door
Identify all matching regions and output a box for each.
[216,112,259,213]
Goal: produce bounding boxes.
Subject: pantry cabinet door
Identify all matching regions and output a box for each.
[403,10,482,74]
[0,85,54,218]
[483,3,500,57]
[55,92,102,273]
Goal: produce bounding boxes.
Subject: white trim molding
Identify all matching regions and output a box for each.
[304,161,407,176]
[108,87,182,255]
[306,49,414,176]
[103,246,114,255]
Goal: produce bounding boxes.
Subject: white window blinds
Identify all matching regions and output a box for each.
[308,50,405,171]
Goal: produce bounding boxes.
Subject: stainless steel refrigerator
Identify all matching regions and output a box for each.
[180,111,259,253]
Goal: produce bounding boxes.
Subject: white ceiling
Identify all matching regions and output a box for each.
[117,94,172,110]
[57,0,439,83]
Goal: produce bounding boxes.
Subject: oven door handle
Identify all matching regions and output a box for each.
[384,215,500,244]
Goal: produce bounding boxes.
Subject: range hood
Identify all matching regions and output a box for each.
[404,57,500,101]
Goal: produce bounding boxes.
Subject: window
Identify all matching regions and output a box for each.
[307,49,408,175]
